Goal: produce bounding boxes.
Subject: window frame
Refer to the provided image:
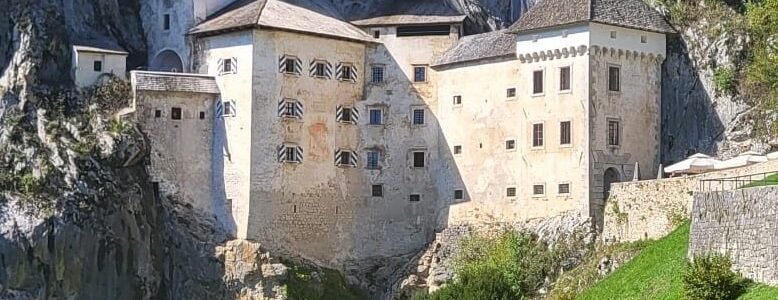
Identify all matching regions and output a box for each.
[559,66,572,92]
[505,139,517,152]
[314,61,328,78]
[223,100,237,117]
[412,151,426,168]
[532,184,546,197]
[506,87,517,99]
[558,183,571,195]
[371,65,385,83]
[93,60,103,72]
[411,108,425,125]
[163,14,171,31]
[279,98,303,119]
[283,57,299,75]
[607,118,621,147]
[532,69,544,95]
[608,65,621,92]
[171,107,182,120]
[532,122,544,149]
[339,63,354,81]
[454,189,464,200]
[453,145,462,155]
[366,150,381,170]
[368,107,383,125]
[280,144,302,164]
[413,65,427,83]
[506,186,517,198]
[560,120,572,147]
[409,194,422,202]
[453,95,462,106]
[371,184,383,197]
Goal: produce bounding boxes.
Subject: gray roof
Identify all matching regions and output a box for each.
[434,30,516,67]
[189,0,374,43]
[132,71,220,94]
[72,36,128,54]
[350,0,465,26]
[509,0,675,34]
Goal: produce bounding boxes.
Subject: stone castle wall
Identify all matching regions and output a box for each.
[690,186,778,285]
[603,159,778,242]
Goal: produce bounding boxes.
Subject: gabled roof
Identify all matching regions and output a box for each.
[189,0,374,43]
[350,0,465,26]
[72,37,128,55]
[508,0,675,34]
[433,30,516,68]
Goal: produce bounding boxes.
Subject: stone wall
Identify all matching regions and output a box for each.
[603,159,778,242]
[689,186,778,285]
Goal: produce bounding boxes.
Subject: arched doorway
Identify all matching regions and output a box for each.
[594,167,622,233]
[151,50,183,72]
[603,168,621,201]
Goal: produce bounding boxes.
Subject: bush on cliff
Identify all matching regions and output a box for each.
[683,254,748,300]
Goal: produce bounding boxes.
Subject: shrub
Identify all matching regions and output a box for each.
[682,254,748,300]
[713,67,737,96]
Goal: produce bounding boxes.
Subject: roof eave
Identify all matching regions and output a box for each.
[432,53,517,69]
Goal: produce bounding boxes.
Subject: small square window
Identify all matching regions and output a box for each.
[533,184,545,195]
[409,194,421,202]
[641,35,647,43]
[412,109,425,125]
[453,95,462,105]
[608,66,620,92]
[371,65,384,83]
[558,183,570,194]
[163,14,170,30]
[506,187,517,197]
[373,30,381,39]
[93,60,103,72]
[199,111,205,119]
[367,151,380,169]
[154,109,161,118]
[340,65,353,80]
[369,108,382,125]
[453,145,462,155]
[314,62,327,77]
[412,151,425,168]
[372,184,383,197]
[413,66,427,82]
[171,107,182,120]
[454,189,464,200]
[506,139,516,150]
[533,70,544,94]
[507,88,516,98]
[610,31,617,39]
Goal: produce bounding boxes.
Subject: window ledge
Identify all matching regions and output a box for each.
[506,148,517,152]
[558,90,573,95]
[282,72,301,77]
[560,143,573,148]
[531,93,545,97]
[531,146,545,150]
[506,97,518,101]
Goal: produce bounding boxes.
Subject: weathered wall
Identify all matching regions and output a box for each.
[603,159,778,242]
[690,186,778,285]
[72,51,127,88]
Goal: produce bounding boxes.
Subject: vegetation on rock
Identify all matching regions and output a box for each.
[283,262,367,300]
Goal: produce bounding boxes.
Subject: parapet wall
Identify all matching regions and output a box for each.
[689,186,778,285]
[603,159,778,242]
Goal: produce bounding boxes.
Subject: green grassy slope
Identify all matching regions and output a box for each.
[741,173,778,188]
[577,222,778,300]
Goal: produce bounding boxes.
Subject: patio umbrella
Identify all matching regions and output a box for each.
[714,151,768,170]
[664,153,720,175]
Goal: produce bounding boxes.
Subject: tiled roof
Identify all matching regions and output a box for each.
[433,30,516,67]
[132,71,220,94]
[350,0,465,26]
[72,37,128,55]
[508,0,675,34]
[189,0,374,43]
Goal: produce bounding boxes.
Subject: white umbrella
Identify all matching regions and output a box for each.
[664,153,720,174]
[714,151,768,170]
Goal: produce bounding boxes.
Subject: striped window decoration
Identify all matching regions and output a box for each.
[216,57,237,75]
[335,105,359,124]
[277,144,303,163]
[309,60,333,78]
[334,149,358,168]
[335,63,358,82]
[278,55,302,75]
[278,99,303,118]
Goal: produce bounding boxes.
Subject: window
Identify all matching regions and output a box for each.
[608,119,620,146]
[453,145,462,155]
[372,184,383,197]
[533,184,545,195]
[453,95,462,105]
[366,151,380,169]
[558,183,570,194]
[335,149,357,167]
[154,109,161,118]
[507,88,516,98]
[314,62,327,77]
[279,56,301,75]
[284,58,296,73]
[369,108,382,125]
[506,187,517,197]
[560,121,571,145]
[373,30,381,38]
[219,57,237,75]
[454,189,464,200]
[532,123,544,147]
[413,66,427,82]
[278,145,303,163]
[199,111,205,119]
[560,66,571,91]
[608,66,620,92]
[223,100,236,117]
[397,25,450,37]
[163,14,170,30]
[641,35,647,43]
[93,60,102,72]
[371,65,384,83]
[610,31,617,39]
[412,151,425,168]
[336,105,358,124]
[223,58,233,73]
[533,70,544,94]
[340,65,353,80]
[505,139,516,150]
[409,194,421,202]
[171,107,182,120]
[279,99,303,119]
[412,109,425,125]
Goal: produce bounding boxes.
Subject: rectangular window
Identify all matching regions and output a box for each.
[93,60,103,72]
[285,147,300,163]
[560,66,571,91]
[373,30,381,38]
[532,123,544,147]
[279,99,303,119]
[560,121,571,145]
[284,58,296,74]
[453,95,462,105]
[609,66,620,92]
[369,108,382,125]
[371,65,384,83]
[608,119,621,146]
[453,145,462,155]
[223,101,236,117]
[558,183,570,194]
[171,107,182,120]
[340,65,353,80]
[199,111,205,119]
[507,88,516,98]
[412,151,425,168]
[397,25,450,37]
[336,105,357,124]
[409,194,421,202]
[506,139,516,150]
[366,151,380,169]
[315,62,327,77]
[533,184,545,195]
[339,150,352,165]
[413,66,427,82]
[412,109,425,125]
[641,35,647,43]
[506,187,517,197]
[610,31,617,39]
[341,107,353,123]
[533,70,544,94]
[163,14,170,30]
[154,109,161,118]
[454,189,464,200]
[372,184,383,197]
[223,58,234,73]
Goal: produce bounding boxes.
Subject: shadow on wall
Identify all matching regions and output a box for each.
[661,35,724,163]
[150,49,184,72]
[212,113,238,235]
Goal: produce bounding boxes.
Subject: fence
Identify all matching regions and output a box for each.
[699,171,778,192]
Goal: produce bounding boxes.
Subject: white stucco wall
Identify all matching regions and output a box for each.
[73,50,127,88]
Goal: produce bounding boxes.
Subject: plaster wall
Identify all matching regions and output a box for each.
[590,23,666,57]
[73,51,127,88]
[197,30,255,238]
[140,0,193,71]
[516,24,590,55]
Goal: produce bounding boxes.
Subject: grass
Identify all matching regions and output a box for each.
[576,222,778,299]
[741,173,778,188]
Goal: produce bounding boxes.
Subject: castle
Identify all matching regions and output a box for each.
[73,0,674,266]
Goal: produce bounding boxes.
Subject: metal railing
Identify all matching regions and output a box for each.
[699,171,778,192]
